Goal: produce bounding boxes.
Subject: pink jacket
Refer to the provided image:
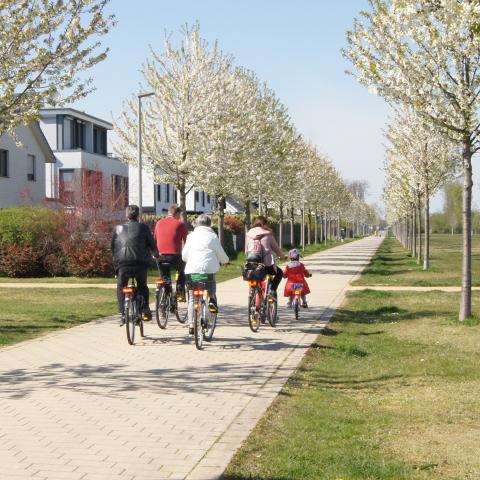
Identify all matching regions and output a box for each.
[245,227,284,267]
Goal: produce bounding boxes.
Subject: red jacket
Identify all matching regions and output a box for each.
[154,216,188,255]
[283,261,311,297]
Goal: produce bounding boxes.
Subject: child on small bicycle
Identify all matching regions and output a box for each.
[283,248,312,308]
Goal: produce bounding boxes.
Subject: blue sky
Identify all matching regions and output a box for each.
[72,0,405,210]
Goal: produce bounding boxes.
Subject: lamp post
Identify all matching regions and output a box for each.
[137,92,155,219]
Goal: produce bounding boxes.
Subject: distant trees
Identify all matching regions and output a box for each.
[0,0,115,136]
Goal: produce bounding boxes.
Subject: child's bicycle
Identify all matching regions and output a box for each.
[290,283,304,320]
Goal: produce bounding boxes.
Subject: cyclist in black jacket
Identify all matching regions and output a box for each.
[111,205,158,325]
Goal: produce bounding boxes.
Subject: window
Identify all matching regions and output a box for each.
[195,191,199,202]
[71,119,85,149]
[0,149,8,177]
[174,190,178,203]
[83,169,103,207]
[59,169,75,204]
[27,154,36,181]
[207,194,210,203]
[165,183,170,203]
[93,126,107,155]
[157,184,162,202]
[112,175,128,209]
[202,191,205,207]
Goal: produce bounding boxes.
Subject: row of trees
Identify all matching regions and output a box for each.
[114,24,378,246]
[344,0,480,321]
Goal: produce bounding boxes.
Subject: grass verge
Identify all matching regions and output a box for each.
[223,289,480,480]
[0,288,117,347]
[354,234,480,286]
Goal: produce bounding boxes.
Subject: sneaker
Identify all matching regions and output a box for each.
[143,308,152,321]
[301,302,308,309]
[119,314,125,326]
[208,299,218,313]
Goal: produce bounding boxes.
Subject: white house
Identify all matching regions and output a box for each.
[128,165,215,215]
[0,123,56,208]
[39,108,128,209]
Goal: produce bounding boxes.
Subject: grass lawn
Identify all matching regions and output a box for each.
[0,288,117,347]
[0,238,351,348]
[223,289,480,480]
[354,233,480,286]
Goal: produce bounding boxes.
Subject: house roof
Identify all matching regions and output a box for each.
[40,108,113,130]
[29,122,56,163]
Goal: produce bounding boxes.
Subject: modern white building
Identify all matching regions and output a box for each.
[39,108,128,208]
[0,123,56,208]
[128,165,215,215]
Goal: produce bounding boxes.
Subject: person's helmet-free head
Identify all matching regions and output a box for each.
[288,248,300,260]
[126,204,139,221]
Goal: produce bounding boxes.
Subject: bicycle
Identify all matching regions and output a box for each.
[123,278,147,345]
[190,280,217,350]
[247,270,278,332]
[154,260,188,329]
[290,283,304,320]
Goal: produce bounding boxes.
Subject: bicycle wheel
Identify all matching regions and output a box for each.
[294,298,299,320]
[267,296,277,327]
[174,290,188,324]
[203,299,217,342]
[248,291,260,333]
[193,306,204,350]
[125,298,136,345]
[155,288,168,329]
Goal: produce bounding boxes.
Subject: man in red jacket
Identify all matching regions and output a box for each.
[154,204,189,299]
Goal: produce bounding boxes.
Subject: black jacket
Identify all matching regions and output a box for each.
[111,220,158,270]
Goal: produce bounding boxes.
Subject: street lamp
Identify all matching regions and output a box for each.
[137,91,155,219]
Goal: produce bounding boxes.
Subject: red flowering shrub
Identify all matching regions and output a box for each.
[0,244,44,277]
[224,216,244,235]
[65,237,113,277]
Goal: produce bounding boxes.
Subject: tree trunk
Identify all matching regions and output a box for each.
[412,205,417,258]
[244,198,251,232]
[179,181,187,223]
[290,206,295,246]
[417,196,422,265]
[301,207,305,249]
[217,195,226,247]
[279,201,284,248]
[314,209,319,244]
[460,139,473,321]
[324,213,327,245]
[307,210,312,244]
[423,190,430,270]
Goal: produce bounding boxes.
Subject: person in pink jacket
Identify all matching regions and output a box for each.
[245,216,287,296]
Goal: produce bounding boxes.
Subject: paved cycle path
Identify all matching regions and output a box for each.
[0,236,383,480]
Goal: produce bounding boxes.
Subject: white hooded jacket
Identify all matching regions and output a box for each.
[182,226,229,274]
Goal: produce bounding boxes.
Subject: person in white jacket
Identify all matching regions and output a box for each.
[182,214,229,333]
